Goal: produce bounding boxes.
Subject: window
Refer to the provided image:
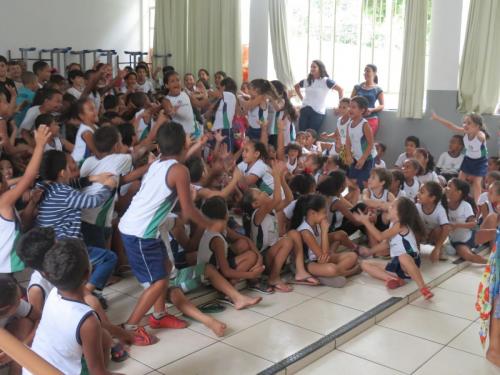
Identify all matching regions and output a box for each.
[286,0,410,109]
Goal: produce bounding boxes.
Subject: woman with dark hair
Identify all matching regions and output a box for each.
[351,64,384,136]
[294,60,343,132]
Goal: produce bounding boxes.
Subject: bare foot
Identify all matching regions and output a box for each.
[206,318,227,337]
[233,294,262,310]
[486,349,500,367]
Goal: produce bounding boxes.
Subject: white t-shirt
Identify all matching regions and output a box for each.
[137,79,156,94]
[417,202,449,231]
[374,159,386,169]
[417,171,440,184]
[88,91,101,111]
[284,200,297,220]
[247,104,268,129]
[389,226,419,257]
[448,200,475,243]
[80,154,133,227]
[213,92,236,131]
[403,177,420,201]
[0,210,23,273]
[44,137,63,152]
[166,91,196,134]
[19,105,41,132]
[71,123,95,164]
[297,220,322,261]
[28,270,54,304]
[436,152,464,175]
[66,87,82,100]
[244,159,275,196]
[478,192,493,216]
[299,77,336,115]
[394,152,411,168]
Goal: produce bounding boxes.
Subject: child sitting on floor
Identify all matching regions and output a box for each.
[355,197,434,299]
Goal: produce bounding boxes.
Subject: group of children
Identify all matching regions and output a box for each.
[0,55,499,374]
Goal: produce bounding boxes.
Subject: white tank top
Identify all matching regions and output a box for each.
[119,159,178,239]
[286,157,298,173]
[0,210,23,273]
[268,107,287,136]
[247,105,268,129]
[297,220,322,261]
[369,188,389,202]
[463,134,487,159]
[71,123,95,164]
[336,117,351,145]
[197,230,227,267]
[389,225,419,257]
[348,118,376,160]
[26,289,95,375]
[251,210,279,251]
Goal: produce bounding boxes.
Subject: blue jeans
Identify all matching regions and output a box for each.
[299,106,325,132]
[88,246,117,290]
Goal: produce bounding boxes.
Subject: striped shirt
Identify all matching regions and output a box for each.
[36,182,112,239]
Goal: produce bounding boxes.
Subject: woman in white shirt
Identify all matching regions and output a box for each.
[294,60,343,132]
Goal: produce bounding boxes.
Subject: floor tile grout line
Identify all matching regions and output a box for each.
[221,339,282,364]
[336,348,411,375]
[407,300,476,321]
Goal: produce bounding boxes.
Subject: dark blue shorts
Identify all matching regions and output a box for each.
[451,234,475,249]
[348,158,374,189]
[460,156,487,177]
[120,232,168,287]
[385,253,421,280]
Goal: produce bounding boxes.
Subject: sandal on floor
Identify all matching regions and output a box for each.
[290,276,320,286]
[420,287,434,300]
[111,343,129,362]
[125,326,158,346]
[248,280,275,295]
[385,278,405,289]
[269,282,293,293]
[200,301,226,313]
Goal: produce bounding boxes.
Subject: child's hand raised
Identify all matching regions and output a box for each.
[430,111,439,121]
[214,130,226,143]
[353,209,370,224]
[34,124,51,147]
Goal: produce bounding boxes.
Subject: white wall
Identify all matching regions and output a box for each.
[0,0,142,71]
[248,0,269,79]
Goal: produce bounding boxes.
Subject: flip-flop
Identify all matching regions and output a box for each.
[269,282,293,293]
[386,278,405,289]
[290,276,320,286]
[248,280,275,295]
[199,301,226,313]
[420,287,434,300]
[318,276,347,288]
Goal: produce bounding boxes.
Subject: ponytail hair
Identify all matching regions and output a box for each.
[249,79,279,100]
[307,60,329,86]
[271,80,297,122]
[366,64,378,84]
[290,194,326,230]
[247,139,269,163]
[467,112,490,139]
[415,148,435,174]
[241,189,257,236]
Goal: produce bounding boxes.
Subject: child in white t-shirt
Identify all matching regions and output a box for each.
[446,178,486,264]
[436,135,464,180]
[394,136,420,168]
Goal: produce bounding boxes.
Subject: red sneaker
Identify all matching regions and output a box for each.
[148,313,188,329]
[385,277,405,289]
[129,327,158,346]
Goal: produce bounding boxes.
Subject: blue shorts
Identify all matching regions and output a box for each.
[348,158,374,189]
[460,156,487,177]
[385,253,421,280]
[451,234,475,249]
[120,232,169,287]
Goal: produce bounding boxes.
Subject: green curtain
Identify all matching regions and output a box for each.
[153,0,241,82]
[187,0,241,83]
[397,0,428,119]
[268,0,295,89]
[458,0,500,114]
[152,0,188,74]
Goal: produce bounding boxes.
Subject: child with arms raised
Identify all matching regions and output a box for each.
[355,197,433,299]
[432,112,488,203]
[118,122,223,345]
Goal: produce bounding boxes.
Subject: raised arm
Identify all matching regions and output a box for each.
[0,125,50,217]
[431,112,465,133]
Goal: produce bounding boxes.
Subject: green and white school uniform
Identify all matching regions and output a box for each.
[0,210,24,273]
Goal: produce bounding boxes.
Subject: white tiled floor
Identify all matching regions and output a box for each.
[299,267,498,375]
[96,257,494,374]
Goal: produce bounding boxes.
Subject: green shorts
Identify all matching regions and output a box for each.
[170,263,208,293]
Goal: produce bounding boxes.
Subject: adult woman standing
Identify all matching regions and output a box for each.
[351,64,384,136]
[295,60,343,132]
